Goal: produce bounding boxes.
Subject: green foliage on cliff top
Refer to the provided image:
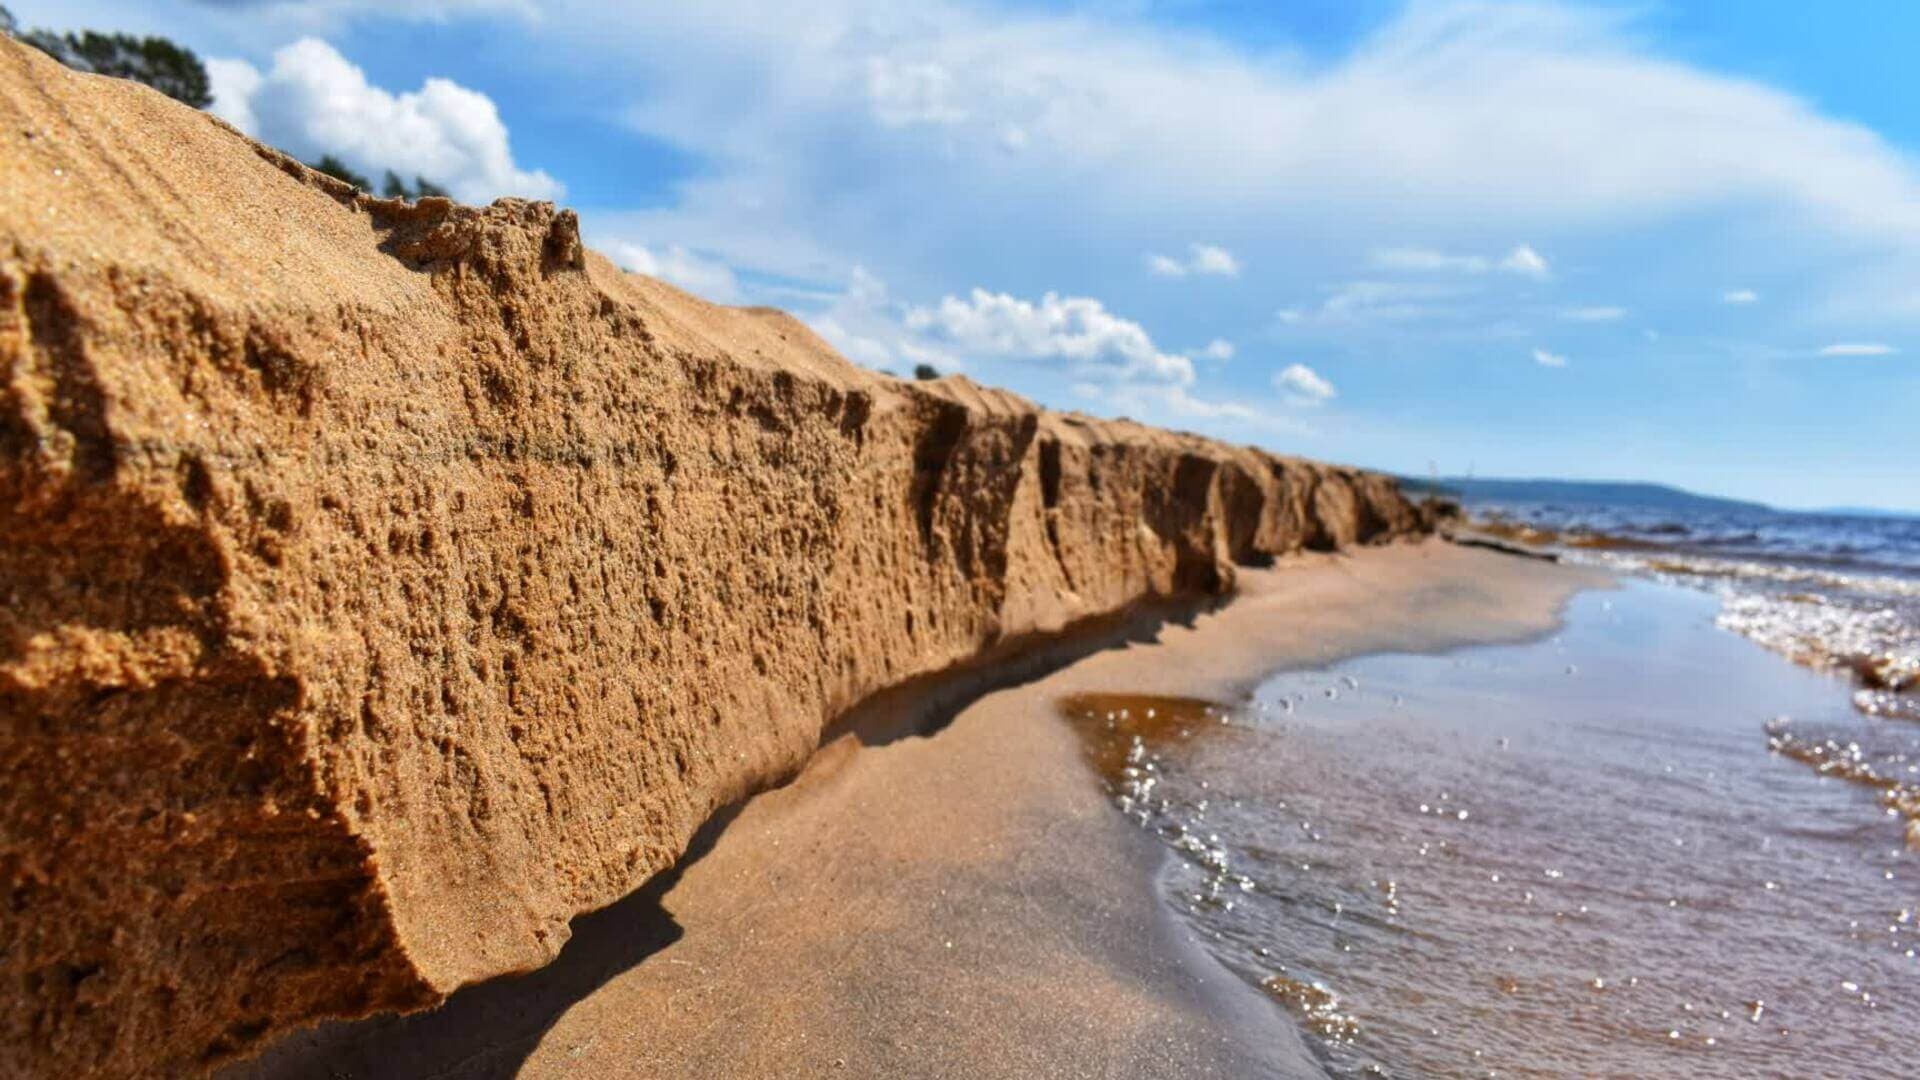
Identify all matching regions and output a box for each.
[15,19,213,109]
[310,154,372,191]
[383,170,451,201]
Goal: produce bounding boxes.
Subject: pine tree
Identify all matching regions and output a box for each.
[312,155,372,192]
[382,170,452,201]
[18,26,213,108]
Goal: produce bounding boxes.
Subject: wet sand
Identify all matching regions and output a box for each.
[231,541,1600,1079]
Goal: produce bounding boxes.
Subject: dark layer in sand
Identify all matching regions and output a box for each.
[234,542,1599,1078]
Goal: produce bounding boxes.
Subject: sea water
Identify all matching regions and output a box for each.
[1065,582,1918,1077]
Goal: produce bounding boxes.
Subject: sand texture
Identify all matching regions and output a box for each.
[0,41,1432,1077]
[232,542,1598,1079]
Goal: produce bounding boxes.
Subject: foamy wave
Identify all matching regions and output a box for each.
[1574,549,1920,600]
[1554,549,1920,717]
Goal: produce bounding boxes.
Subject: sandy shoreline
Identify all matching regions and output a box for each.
[232,541,1604,1078]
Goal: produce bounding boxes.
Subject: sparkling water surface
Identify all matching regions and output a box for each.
[1071,583,1919,1078]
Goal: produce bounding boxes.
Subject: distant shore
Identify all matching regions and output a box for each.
[234,541,1601,1078]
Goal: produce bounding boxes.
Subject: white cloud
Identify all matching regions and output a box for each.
[1273,362,1336,405]
[1499,245,1552,279]
[1306,280,1469,323]
[200,0,1920,325]
[1077,381,1272,425]
[795,268,1270,427]
[798,265,962,373]
[1818,342,1896,357]
[905,288,1195,385]
[1197,338,1235,361]
[178,0,1920,465]
[1533,348,1569,367]
[1723,288,1760,304]
[1562,306,1626,321]
[866,57,968,127]
[1370,244,1547,279]
[210,0,536,28]
[1145,242,1241,278]
[194,1,1920,246]
[205,56,262,133]
[810,314,895,368]
[1371,248,1492,274]
[208,38,560,204]
[605,241,743,303]
[1190,244,1241,276]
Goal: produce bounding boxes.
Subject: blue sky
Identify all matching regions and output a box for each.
[13,0,1919,510]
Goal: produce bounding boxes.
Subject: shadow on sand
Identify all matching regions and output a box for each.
[223,593,1223,1079]
[223,804,735,1080]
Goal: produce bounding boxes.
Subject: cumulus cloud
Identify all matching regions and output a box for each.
[606,241,743,303]
[1723,288,1760,304]
[1197,339,1235,361]
[801,265,963,373]
[1533,348,1569,367]
[205,57,262,133]
[795,268,1272,426]
[1273,363,1336,405]
[1146,243,1241,278]
[905,288,1195,385]
[1075,382,1272,425]
[1818,342,1897,357]
[208,38,560,204]
[1562,306,1626,321]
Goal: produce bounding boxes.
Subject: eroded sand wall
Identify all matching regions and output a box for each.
[0,41,1429,1076]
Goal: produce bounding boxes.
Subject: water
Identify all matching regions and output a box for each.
[1063,583,1920,1078]
[1464,499,1920,721]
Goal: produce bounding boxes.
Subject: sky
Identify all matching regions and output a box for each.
[12,0,1919,511]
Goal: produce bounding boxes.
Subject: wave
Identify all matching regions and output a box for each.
[1461,507,1920,722]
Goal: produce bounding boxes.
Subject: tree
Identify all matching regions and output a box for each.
[6,10,464,207]
[18,27,213,108]
[913,363,941,381]
[312,155,372,192]
[382,170,452,201]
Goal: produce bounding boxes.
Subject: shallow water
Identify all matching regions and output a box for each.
[1467,500,1920,721]
[1070,582,1920,1078]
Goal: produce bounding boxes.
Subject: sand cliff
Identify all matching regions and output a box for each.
[0,40,1429,1077]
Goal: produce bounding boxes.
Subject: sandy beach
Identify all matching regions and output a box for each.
[6,8,1917,1078]
[231,542,1600,1078]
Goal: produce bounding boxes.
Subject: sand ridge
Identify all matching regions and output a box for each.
[233,542,1600,1078]
[1,39,1435,1077]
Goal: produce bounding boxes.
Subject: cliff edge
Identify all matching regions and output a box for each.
[0,40,1429,1077]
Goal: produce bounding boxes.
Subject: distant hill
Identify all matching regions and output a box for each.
[1400,477,1774,514]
